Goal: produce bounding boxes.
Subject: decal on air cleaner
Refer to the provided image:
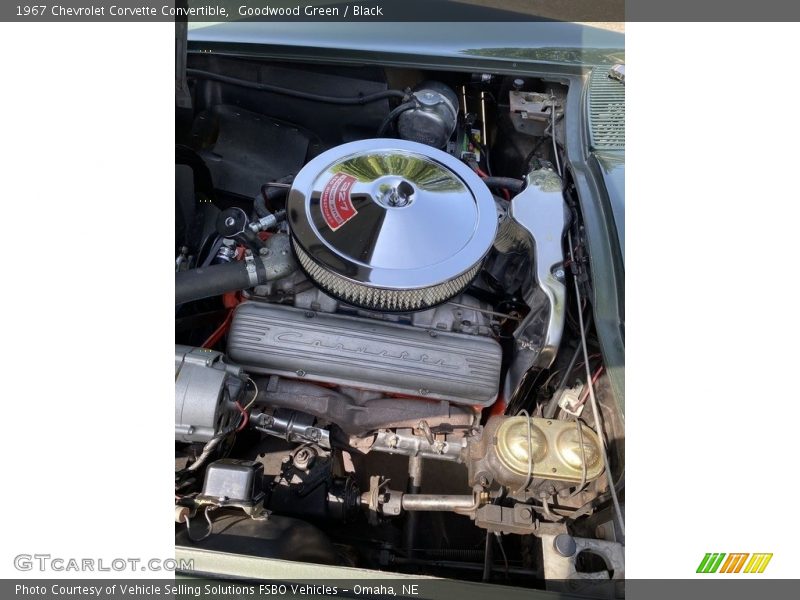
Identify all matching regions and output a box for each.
[321,173,358,231]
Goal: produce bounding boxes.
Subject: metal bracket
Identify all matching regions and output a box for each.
[474,503,567,535]
[500,169,570,401]
[541,533,624,597]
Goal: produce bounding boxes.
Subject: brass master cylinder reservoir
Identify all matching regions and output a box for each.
[468,416,604,492]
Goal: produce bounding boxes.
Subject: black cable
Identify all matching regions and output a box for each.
[256,175,294,217]
[480,176,525,194]
[187,69,409,105]
[522,137,551,174]
[184,506,215,543]
[200,235,222,268]
[468,130,492,176]
[570,469,625,521]
[493,533,509,579]
[521,113,565,175]
[195,232,219,267]
[482,531,493,582]
[543,313,592,419]
[376,100,418,137]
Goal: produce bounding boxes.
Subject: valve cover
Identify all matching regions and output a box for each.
[287,139,497,311]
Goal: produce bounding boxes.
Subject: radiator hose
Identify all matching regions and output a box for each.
[176,261,263,305]
[176,236,295,305]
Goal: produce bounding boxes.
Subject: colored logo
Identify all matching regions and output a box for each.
[696,553,772,574]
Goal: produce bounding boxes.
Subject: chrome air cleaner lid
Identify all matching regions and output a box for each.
[287,139,497,311]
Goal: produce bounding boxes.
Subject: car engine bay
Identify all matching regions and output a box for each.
[175,54,624,588]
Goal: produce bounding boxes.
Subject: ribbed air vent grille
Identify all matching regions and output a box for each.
[588,66,625,150]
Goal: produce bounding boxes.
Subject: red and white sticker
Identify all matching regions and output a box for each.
[320,173,358,231]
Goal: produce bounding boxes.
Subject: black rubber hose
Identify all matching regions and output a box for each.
[176,261,260,305]
[376,100,418,136]
[187,69,408,105]
[256,176,294,218]
[480,176,525,194]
